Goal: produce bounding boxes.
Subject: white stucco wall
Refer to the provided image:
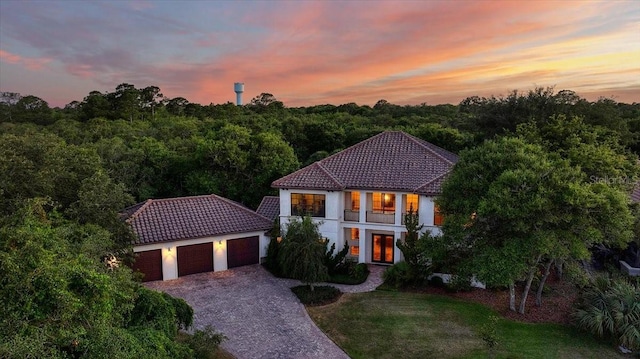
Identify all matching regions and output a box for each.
[133,230,268,281]
[278,189,341,248]
[278,189,443,266]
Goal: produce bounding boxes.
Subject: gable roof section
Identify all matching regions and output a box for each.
[256,196,280,221]
[271,162,344,191]
[272,131,458,195]
[123,194,273,245]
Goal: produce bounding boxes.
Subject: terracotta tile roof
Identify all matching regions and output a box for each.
[256,196,280,221]
[123,194,273,245]
[272,131,458,195]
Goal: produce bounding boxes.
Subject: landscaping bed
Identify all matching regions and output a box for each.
[415,272,578,325]
[291,285,342,306]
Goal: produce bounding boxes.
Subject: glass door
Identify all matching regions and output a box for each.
[372,234,394,264]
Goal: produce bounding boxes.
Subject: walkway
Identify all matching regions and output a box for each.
[145,264,385,359]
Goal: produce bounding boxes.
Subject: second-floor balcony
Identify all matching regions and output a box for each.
[344,210,360,222]
[366,211,395,224]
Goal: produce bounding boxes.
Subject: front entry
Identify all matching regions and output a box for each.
[372,234,394,264]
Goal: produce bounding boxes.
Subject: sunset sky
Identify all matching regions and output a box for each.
[0,0,638,108]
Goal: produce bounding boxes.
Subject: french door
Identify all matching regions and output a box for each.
[372,234,394,264]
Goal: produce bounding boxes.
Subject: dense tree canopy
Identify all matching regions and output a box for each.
[435,137,634,313]
[1,84,638,340]
[0,200,198,358]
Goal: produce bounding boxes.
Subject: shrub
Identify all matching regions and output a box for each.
[329,261,369,285]
[447,274,473,292]
[324,240,350,275]
[396,209,432,285]
[383,261,414,288]
[184,325,227,359]
[128,287,178,337]
[264,232,282,276]
[572,275,640,352]
[351,262,370,281]
[264,219,283,276]
[162,292,193,330]
[291,285,342,306]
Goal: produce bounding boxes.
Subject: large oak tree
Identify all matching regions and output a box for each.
[436,137,633,314]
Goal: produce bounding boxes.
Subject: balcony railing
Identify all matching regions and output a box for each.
[366,211,395,224]
[344,210,360,222]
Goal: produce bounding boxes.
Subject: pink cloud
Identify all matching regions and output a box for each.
[0,49,51,70]
[2,1,637,107]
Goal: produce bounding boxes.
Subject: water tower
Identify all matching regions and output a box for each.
[234,82,244,105]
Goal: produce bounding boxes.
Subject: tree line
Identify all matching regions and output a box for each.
[1,84,639,355]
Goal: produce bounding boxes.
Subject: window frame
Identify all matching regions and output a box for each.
[405,194,419,213]
[434,205,444,226]
[372,192,395,213]
[291,193,326,218]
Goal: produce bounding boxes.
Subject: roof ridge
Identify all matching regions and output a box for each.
[315,130,387,165]
[208,193,272,221]
[272,131,387,188]
[126,199,153,222]
[315,162,345,188]
[151,194,214,202]
[403,132,456,165]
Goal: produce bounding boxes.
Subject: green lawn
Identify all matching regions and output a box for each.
[307,291,625,359]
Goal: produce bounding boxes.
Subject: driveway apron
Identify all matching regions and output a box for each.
[145,265,384,359]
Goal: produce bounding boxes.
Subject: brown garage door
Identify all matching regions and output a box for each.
[227,236,259,268]
[131,249,163,282]
[177,242,213,277]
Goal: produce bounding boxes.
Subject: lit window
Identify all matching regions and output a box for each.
[405,194,419,213]
[350,246,360,256]
[291,193,326,217]
[372,193,395,213]
[434,205,444,226]
[351,192,360,210]
[351,228,359,240]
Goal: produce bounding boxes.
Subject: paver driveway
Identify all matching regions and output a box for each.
[146,265,383,359]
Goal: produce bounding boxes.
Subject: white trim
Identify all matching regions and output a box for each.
[133,230,268,281]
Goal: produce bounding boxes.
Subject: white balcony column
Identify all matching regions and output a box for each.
[358,226,366,263]
[394,192,402,225]
[359,191,367,224]
[394,229,403,264]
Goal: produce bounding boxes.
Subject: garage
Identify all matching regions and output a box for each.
[125,194,272,281]
[177,242,214,277]
[227,236,259,268]
[131,249,163,282]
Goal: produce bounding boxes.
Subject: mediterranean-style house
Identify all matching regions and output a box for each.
[272,131,457,265]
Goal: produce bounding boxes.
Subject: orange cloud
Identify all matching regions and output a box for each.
[187,0,639,106]
[3,1,637,107]
[0,49,51,71]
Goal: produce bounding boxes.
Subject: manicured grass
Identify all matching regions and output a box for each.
[307,291,625,359]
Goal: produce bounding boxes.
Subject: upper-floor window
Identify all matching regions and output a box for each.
[291,193,325,217]
[405,194,419,213]
[372,192,395,213]
[350,192,360,211]
[434,205,444,226]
